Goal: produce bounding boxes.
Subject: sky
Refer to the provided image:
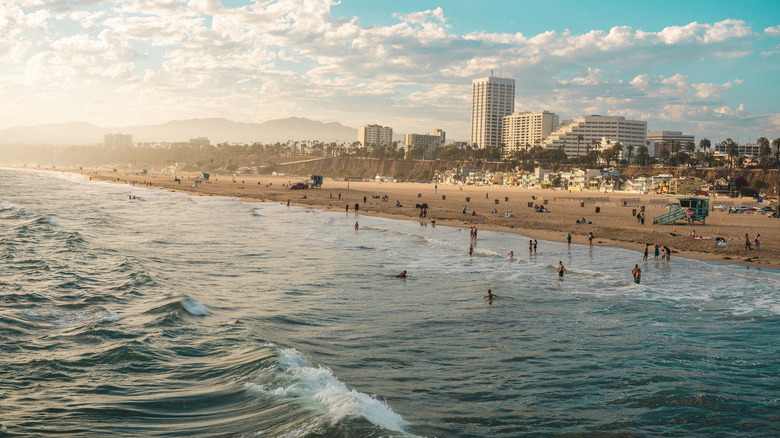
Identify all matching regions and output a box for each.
[1,0,779,143]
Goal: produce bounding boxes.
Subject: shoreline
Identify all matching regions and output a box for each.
[40,168,780,271]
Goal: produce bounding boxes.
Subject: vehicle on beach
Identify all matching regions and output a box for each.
[290,182,308,190]
[732,206,751,212]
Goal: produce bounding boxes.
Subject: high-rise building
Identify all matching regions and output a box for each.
[470,76,515,149]
[646,131,695,157]
[404,129,446,158]
[543,115,647,158]
[189,137,211,148]
[502,110,560,159]
[358,124,393,152]
[104,133,133,148]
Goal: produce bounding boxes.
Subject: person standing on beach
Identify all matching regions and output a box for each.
[664,246,671,261]
[643,244,649,261]
[557,261,567,278]
[567,234,571,247]
[354,203,359,212]
[632,265,641,284]
[745,233,752,250]
[346,204,349,213]
[654,244,660,260]
[755,234,761,253]
[529,240,533,254]
[469,244,473,256]
[533,239,538,253]
[354,222,359,231]
[588,232,594,248]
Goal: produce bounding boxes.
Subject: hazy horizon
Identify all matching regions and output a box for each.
[1,1,779,143]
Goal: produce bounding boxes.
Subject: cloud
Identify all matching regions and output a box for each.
[0,2,776,142]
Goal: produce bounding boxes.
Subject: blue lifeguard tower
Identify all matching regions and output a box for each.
[653,197,709,225]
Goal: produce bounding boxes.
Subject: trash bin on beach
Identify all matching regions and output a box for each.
[418,193,422,198]
[495,199,499,204]
[640,205,645,212]
[466,197,470,202]
[580,201,585,207]
[505,197,509,202]
[544,200,548,205]
[528,202,534,207]
[442,195,446,200]
[595,207,601,213]
[632,209,637,216]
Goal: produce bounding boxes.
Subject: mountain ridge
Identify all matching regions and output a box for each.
[0,117,358,146]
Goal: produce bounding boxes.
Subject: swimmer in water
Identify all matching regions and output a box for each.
[632,265,641,284]
[485,289,497,301]
[557,261,567,277]
[396,270,407,278]
[508,251,514,260]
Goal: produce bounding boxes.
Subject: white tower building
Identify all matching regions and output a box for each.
[470,75,515,149]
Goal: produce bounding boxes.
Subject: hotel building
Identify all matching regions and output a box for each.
[470,76,515,149]
[358,124,393,151]
[647,131,695,157]
[404,129,446,158]
[501,110,560,159]
[104,133,133,149]
[543,115,647,158]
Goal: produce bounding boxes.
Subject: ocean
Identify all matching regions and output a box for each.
[1,167,778,437]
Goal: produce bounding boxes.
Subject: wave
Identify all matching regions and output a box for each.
[247,348,409,433]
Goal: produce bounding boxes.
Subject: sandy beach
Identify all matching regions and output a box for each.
[79,169,779,270]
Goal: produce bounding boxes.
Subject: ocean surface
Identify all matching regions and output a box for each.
[1,168,778,437]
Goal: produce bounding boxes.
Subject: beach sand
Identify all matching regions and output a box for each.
[80,170,779,270]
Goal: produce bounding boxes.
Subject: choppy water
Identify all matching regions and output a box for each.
[1,168,778,437]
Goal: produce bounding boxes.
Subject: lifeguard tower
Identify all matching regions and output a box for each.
[308,174,323,188]
[653,197,709,225]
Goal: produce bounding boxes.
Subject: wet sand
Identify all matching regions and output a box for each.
[81,170,780,270]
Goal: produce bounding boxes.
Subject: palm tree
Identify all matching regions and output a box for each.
[637,144,649,166]
[626,144,635,165]
[561,139,567,162]
[773,138,780,168]
[576,134,584,159]
[757,137,771,169]
[723,138,738,168]
[699,138,711,167]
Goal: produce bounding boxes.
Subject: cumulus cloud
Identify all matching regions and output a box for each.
[0,1,775,142]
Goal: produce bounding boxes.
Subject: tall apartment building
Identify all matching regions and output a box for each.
[501,110,560,159]
[404,129,446,158]
[104,133,133,149]
[358,124,393,152]
[646,131,695,157]
[543,115,647,158]
[470,76,515,149]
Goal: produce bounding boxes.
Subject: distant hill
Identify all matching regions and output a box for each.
[0,117,358,146]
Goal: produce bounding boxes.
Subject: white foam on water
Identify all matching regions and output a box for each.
[248,348,408,432]
[0,200,21,211]
[51,309,123,326]
[44,216,60,227]
[23,310,40,317]
[181,297,210,316]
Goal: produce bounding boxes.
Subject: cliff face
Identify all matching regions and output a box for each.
[272,158,520,181]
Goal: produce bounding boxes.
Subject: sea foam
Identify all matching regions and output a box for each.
[250,348,408,432]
